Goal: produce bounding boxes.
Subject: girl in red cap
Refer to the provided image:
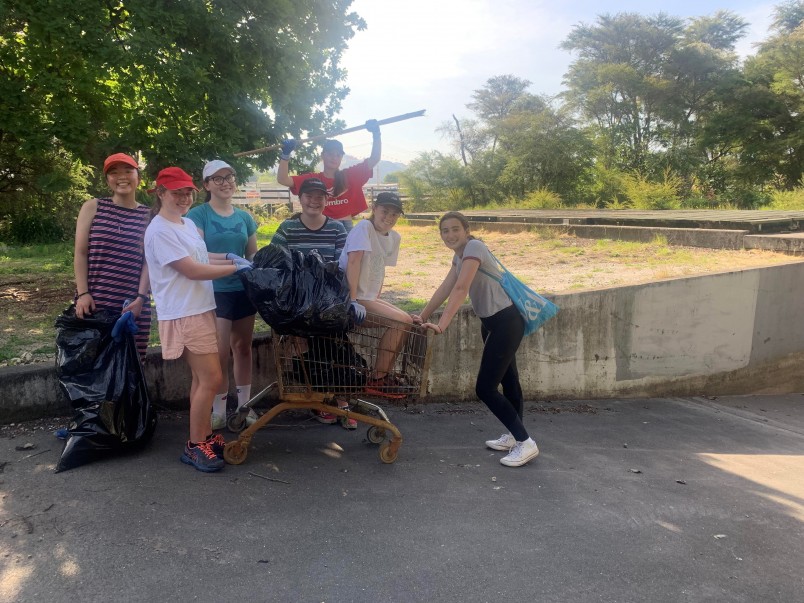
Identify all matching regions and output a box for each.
[73,153,152,360]
[145,167,253,473]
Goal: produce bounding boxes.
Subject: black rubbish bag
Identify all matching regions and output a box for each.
[291,335,368,390]
[54,307,157,472]
[241,244,353,336]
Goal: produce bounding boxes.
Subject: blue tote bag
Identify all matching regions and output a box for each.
[478,252,559,336]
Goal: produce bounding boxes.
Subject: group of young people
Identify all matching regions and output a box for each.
[73,123,539,474]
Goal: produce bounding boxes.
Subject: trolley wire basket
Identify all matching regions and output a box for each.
[223,314,431,465]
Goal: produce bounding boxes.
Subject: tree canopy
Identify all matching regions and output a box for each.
[0,0,363,239]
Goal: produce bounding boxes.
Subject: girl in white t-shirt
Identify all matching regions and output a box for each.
[414,211,540,468]
[338,192,413,397]
[144,167,252,474]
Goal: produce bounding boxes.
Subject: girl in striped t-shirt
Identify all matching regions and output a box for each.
[73,153,152,360]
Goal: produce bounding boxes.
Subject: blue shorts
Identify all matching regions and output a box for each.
[213,290,256,322]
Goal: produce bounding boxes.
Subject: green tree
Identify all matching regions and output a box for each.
[398,152,471,211]
[561,13,684,173]
[495,102,594,203]
[0,0,364,240]
[741,1,804,190]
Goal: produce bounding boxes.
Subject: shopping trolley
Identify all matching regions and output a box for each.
[223,314,431,465]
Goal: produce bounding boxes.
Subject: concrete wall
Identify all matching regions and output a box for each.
[424,260,804,399]
[0,333,279,423]
[3,262,804,422]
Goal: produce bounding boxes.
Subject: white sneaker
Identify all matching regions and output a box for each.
[211,412,227,431]
[486,433,516,451]
[500,439,540,467]
[243,409,259,426]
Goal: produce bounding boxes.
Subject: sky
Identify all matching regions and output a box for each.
[334,0,777,164]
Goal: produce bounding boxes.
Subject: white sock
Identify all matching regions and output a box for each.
[524,437,536,446]
[212,393,228,416]
[236,385,252,409]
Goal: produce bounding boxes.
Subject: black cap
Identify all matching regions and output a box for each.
[374,191,404,214]
[298,177,328,195]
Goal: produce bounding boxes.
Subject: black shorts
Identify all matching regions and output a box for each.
[214,290,257,322]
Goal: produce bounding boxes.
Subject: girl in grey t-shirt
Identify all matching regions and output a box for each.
[415,212,540,468]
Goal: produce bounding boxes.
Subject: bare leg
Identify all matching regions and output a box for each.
[360,299,413,377]
[215,316,233,397]
[184,350,223,443]
[230,314,255,387]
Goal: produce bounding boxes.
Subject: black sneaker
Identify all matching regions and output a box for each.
[180,440,224,472]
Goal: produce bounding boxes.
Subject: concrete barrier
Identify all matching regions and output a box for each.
[2,262,804,422]
[425,260,804,399]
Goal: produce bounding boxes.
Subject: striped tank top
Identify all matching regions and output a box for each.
[86,198,152,359]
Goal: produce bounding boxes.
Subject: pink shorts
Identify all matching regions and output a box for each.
[158,310,219,360]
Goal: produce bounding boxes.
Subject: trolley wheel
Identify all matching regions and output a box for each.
[366,426,386,445]
[227,413,247,433]
[379,442,397,464]
[224,440,248,465]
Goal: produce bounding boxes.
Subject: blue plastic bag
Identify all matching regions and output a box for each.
[479,253,559,336]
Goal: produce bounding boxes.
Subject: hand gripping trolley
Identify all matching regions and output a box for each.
[223,315,431,465]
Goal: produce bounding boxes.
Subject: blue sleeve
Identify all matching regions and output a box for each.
[241,209,258,237]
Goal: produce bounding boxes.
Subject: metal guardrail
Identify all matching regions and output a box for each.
[231,183,405,215]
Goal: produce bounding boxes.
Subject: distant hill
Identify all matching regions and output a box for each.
[328,155,407,183]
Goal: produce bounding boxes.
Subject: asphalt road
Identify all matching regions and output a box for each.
[1,394,803,602]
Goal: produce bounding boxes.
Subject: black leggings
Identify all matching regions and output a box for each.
[476,304,528,441]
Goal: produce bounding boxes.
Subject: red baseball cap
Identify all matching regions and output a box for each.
[103,153,139,174]
[148,167,199,193]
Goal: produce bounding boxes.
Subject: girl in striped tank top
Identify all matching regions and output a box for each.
[73,153,152,360]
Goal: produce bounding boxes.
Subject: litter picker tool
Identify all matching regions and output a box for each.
[234,109,426,158]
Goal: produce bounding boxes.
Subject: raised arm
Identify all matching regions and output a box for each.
[365,120,382,169]
[276,139,297,187]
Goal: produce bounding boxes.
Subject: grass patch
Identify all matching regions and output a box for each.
[394,298,428,313]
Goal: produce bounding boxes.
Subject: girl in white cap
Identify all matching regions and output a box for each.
[187,160,259,431]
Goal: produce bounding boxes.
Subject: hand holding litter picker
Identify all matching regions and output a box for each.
[279,139,296,160]
[234,110,426,158]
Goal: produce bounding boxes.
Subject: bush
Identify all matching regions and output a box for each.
[765,187,804,210]
[6,212,67,244]
[515,188,563,209]
[622,170,682,210]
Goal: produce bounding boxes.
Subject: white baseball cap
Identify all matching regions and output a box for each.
[202,160,234,180]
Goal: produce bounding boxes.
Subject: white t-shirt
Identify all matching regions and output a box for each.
[338,219,401,301]
[144,215,216,321]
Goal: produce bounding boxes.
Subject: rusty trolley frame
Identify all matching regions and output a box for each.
[223,314,432,465]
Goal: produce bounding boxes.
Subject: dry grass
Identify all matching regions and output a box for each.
[1,224,800,363]
[381,223,801,308]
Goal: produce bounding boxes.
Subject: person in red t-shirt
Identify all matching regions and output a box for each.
[277,120,382,232]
